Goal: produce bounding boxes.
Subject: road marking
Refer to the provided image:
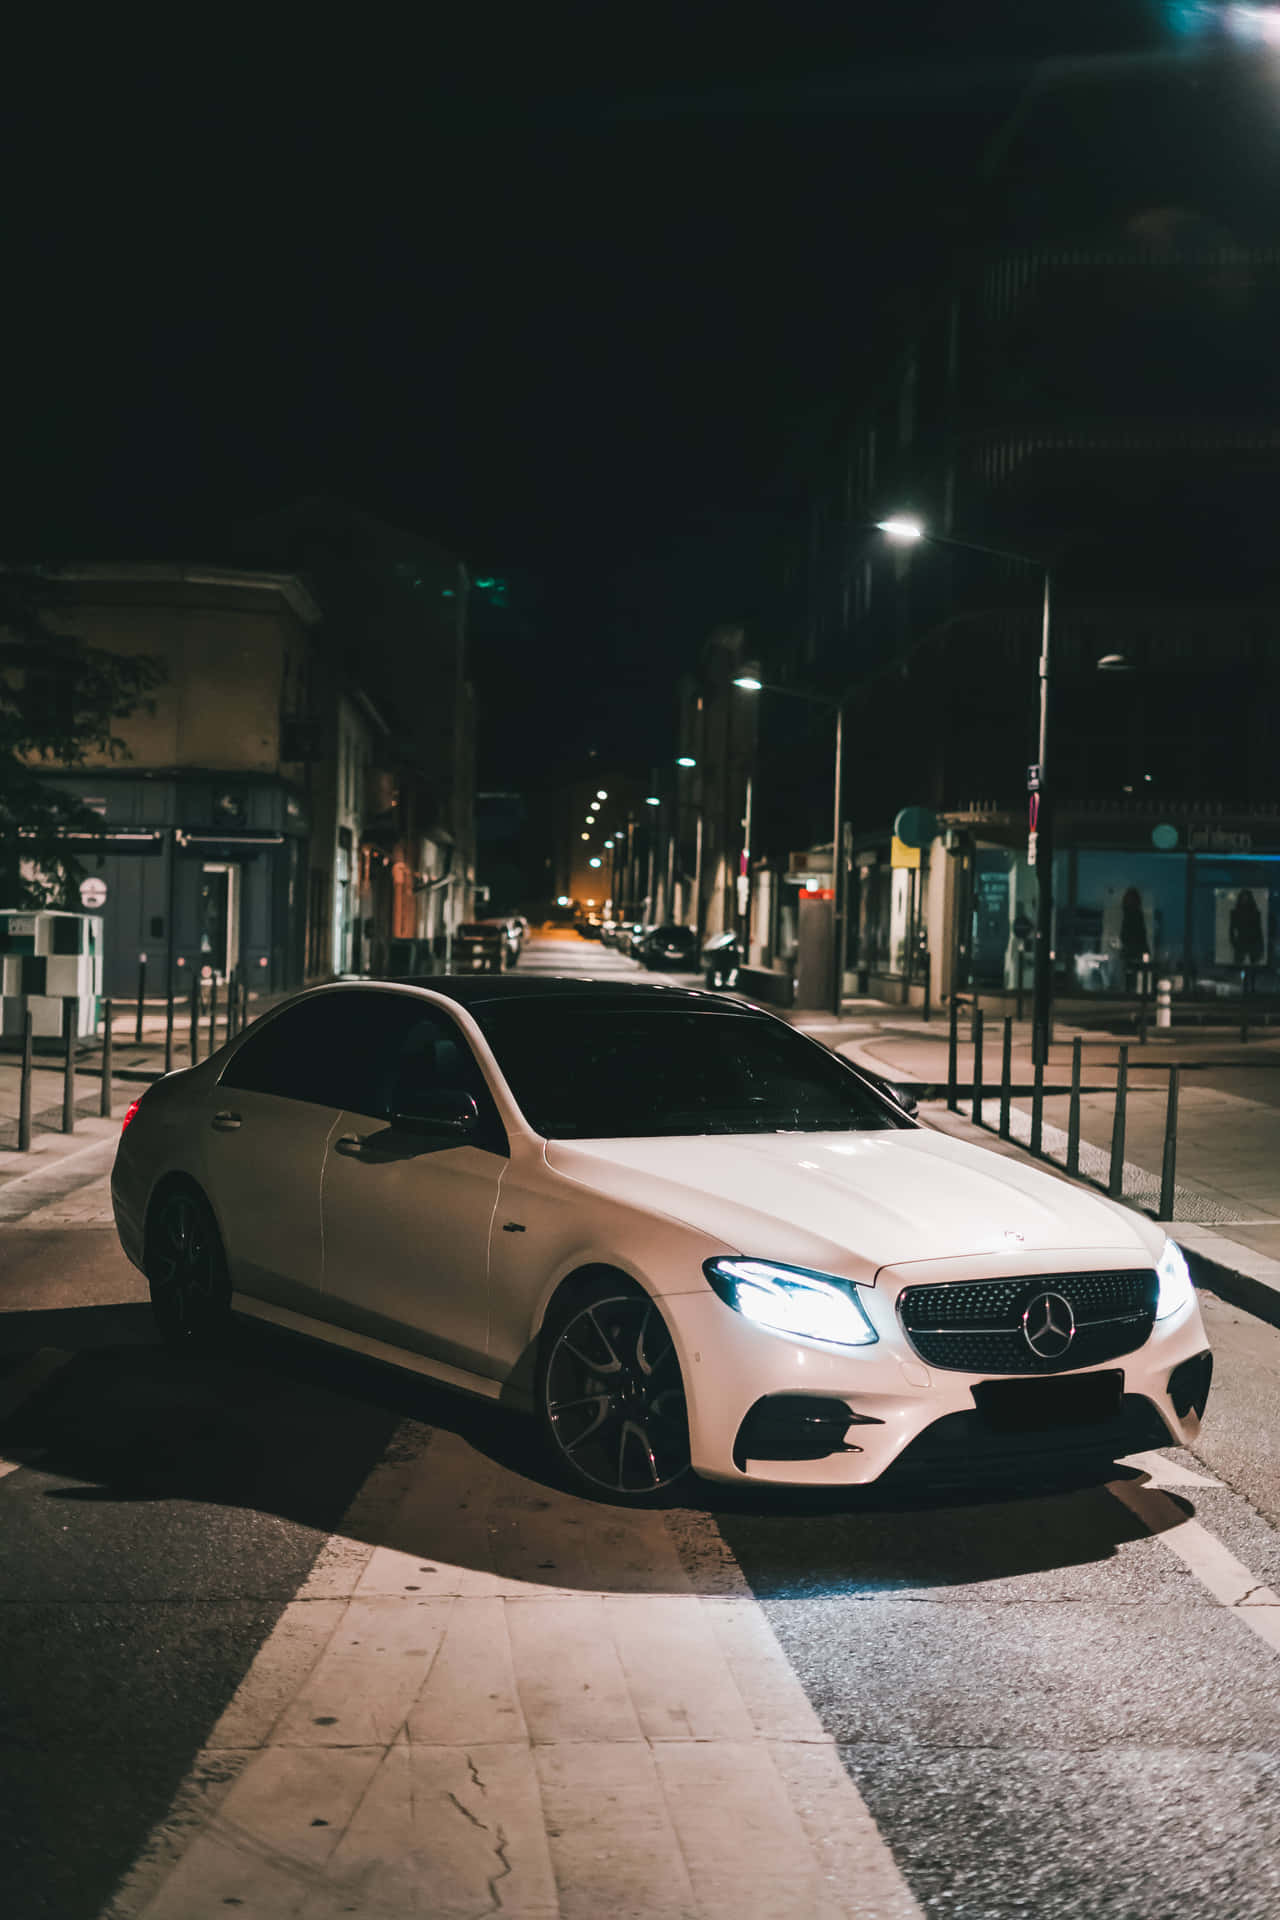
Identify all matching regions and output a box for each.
[103,1424,924,1920]
[1119,1449,1223,1488]
[0,1131,117,1190]
[1110,1477,1280,1656]
[0,1348,73,1477]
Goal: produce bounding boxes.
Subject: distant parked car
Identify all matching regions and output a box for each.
[626,922,651,957]
[577,915,604,940]
[701,932,742,990]
[455,922,507,972]
[640,924,698,970]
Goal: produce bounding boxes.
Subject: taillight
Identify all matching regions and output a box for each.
[120,1099,142,1135]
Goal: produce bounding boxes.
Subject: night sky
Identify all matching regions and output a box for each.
[5,4,1190,790]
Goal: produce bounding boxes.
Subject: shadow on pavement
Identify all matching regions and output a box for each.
[0,1306,1192,1598]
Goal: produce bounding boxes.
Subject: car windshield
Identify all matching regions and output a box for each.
[472,1002,908,1139]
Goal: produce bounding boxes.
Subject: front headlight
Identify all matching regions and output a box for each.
[705,1257,878,1348]
[1156,1239,1194,1319]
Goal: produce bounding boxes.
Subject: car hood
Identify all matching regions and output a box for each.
[544,1127,1162,1287]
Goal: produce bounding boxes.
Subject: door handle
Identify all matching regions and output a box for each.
[334,1134,365,1156]
[211,1111,242,1132]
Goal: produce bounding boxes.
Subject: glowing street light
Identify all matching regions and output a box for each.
[733,670,763,691]
[581,832,589,840]
[645,795,660,806]
[596,789,608,800]
[879,510,1055,1064]
[676,755,696,769]
[589,856,602,868]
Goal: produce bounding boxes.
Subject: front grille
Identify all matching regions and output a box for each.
[897,1269,1158,1375]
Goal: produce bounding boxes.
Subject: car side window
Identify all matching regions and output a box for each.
[362,1006,506,1152]
[220,996,356,1105]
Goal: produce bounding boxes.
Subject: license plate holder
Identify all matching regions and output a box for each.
[972,1370,1124,1433]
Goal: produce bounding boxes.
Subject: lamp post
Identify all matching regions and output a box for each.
[734,670,846,1017]
[877,517,1055,1067]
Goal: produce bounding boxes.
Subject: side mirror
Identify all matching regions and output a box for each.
[390,1088,480,1137]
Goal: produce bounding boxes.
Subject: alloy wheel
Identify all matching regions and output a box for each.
[544,1293,690,1496]
[148,1191,226,1341]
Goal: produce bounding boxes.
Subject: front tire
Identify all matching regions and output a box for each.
[539,1280,691,1502]
[145,1185,231,1350]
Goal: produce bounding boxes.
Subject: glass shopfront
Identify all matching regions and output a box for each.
[1061,846,1280,997]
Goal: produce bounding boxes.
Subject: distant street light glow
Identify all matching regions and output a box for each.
[581,832,589,840]
[677,756,696,768]
[645,795,660,806]
[596,790,608,799]
[734,674,763,691]
[556,895,571,906]
[876,516,925,542]
[589,857,602,868]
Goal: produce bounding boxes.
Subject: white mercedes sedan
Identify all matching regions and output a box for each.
[111,978,1212,1503]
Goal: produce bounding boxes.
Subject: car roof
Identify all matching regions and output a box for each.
[386,975,762,1015]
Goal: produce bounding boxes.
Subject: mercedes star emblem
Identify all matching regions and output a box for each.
[1022,1291,1076,1360]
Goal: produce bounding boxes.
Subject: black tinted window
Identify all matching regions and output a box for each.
[221,995,363,1105]
[472,1003,907,1139]
[222,991,479,1112]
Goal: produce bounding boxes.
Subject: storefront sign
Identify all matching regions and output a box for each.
[79,876,108,909]
[1190,827,1253,853]
[890,836,920,870]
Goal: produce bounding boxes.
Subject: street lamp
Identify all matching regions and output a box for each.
[735,663,846,1018]
[880,514,1055,1066]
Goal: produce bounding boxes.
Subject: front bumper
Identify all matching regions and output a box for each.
[663,1282,1211,1487]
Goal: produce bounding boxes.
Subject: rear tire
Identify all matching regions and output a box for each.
[145,1185,231,1350]
[538,1278,691,1503]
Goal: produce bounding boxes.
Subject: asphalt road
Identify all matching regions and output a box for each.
[3,932,1280,1918]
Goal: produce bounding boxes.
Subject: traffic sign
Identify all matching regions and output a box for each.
[1026,764,1041,793]
[79,876,108,909]
[893,805,938,849]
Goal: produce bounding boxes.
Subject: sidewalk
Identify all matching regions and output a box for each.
[779,999,1280,1318]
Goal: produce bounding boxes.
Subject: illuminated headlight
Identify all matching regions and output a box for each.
[1156,1239,1194,1319]
[705,1257,878,1348]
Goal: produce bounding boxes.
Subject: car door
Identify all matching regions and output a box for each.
[206,992,357,1317]
[319,994,509,1376]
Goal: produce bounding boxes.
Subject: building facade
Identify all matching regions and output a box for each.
[11,565,323,1000]
[753,47,1280,1009]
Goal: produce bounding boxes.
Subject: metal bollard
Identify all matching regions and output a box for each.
[921,953,931,1024]
[18,1009,33,1152]
[62,998,76,1135]
[1067,1035,1082,1177]
[1108,1045,1128,1200]
[164,986,175,1076]
[189,974,200,1067]
[947,997,959,1112]
[100,999,113,1119]
[1030,1060,1045,1155]
[971,1008,984,1125]
[135,953,147,1045]
[1159,1067,1180,1220]
[1156,977,1172,1029]
[209,974,218,1055]
[999,1016,1012,1140]
[227,967,238,1040]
